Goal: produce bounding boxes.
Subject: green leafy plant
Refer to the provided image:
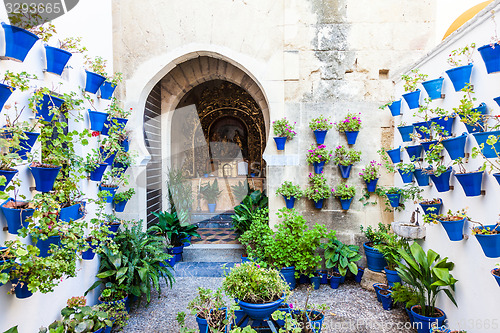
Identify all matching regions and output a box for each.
[200,179,222,204]
[305,144,332,165]
[335,112,362,132]
[375,184,423,212]
[304,173,331,203]
[374,233,409,270]
[231,190,268,234]
[148,211,200,247]
[231,180,249,201]
[360,222,390,246]
[276,181,303,200]
[322,238,362,276]
[391,282,419,311]
[113,188,135,204]
[309,115,333,131]
[238,208,272,262]
[331,183,356,200]
[85,55,108,76]
[447,43,476,67]
[401,68,428,92]
[273,118,297,139]
[187,287,228,331]
[332,145,361,166]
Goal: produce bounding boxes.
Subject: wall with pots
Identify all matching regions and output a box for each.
[0,2,125,332]
[393,3,500,331]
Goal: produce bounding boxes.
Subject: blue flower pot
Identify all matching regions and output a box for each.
[420,199,442,216]
[2,23,39,62]
[406,145,423,161]
[454,171,483,197]
[1,198,34,235]
[318,271,329,284]
[380,291,393,310]
[311,276,321,290]
[365,178,378,192]
[384,267,401,287]
[105,222,121,239]
[421,77,444,100]
[446,64,473,92]
[314,160,326,174]
[0,83,15,111]
[397,125,413,142]
[472,130,500,158]
[478,43,500,74]
[345,131,359,145]
[338,164,352,178]
[386,147,401,163]
[339,197,353,210]
[429,167,453,192]
[439,217,466,241]
[89,163,108,182]
[60,202,84,222]
[120,139,130,152]
[494,96,500,107]
[88,110,109,132]
[411,306,446,333]
[313,130,327,144]
[474,225,500,258]
[45,46,72,75]
[35,94,65,122]
[402,89,421,109]
[167,245,184,263]
[0,169,17,191]
[13,279,33,299]
[298,274,310,284]
[82,240,97,260]
[0,252,12,288]
[280,266,296,290]
[112,117,128,131]
[112,162,128,176]
[313,199,324,209]
[442,133,467,160]
[283,196,296,209]
[413,168,430,186]
[355,267,364,283]
[99,185,118,203]
[306,310,324,333]
[238,295,285,321]
[386,193,401,208]
[373,283,387,302]
[99,81,117,100]
[329,275,341,289]
[398,169,413,183]
[114,199,128,212]
[208,203,216,213]
[388,99,402,116]
[430,115,454,136]
[363,242,387,272]
[100,147,117,165]
[34,234,61,257]
[29,165,61,192]
[421,140,438,153]
[274,137,287,150]
[16,131,40,160]
[491,269,500,287]
[493,173,500,186]
[196,315,208,333]
[461,102,488,134]
[85,70,107,94]
[413,121,430,140]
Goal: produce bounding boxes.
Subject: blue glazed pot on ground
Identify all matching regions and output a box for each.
[365,178,378,192]
[345,131,359,145]
[384,267,401,287]
[283,196,296,209]
[339,197,353,210]
[167,246,184,263]
[45,46,72,75]
[280,266,296,290]
[329,274,341,289]
[363,242,387,272]
[355,267,364,283]
[30,165,61,192]
[421,77,444,100]
[402,89,420,109]
[388,99,401,116]
[196,315,208,333]
[478,43,500,74]
[313,130,327,144]
[338,164,352,178]
[373,283,389,302]
[413,168,430,186]
[311,276,321,290]
[439,218,466,241]
[442,133,467,160]
[454,171,484,197]
[380,290,393,310]
[429,167,452,192]
[397,125,413,142]
[386,147,401,163]
[1,23,39,62]
[446,64,473,92]
[410,305,446,333]
[274,137,287,150]
[238,295,285,321]
[313,199,324,209]
[314,160,326,174]
[474,225,500,258]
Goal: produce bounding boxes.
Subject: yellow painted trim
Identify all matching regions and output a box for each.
[443,1,494,40]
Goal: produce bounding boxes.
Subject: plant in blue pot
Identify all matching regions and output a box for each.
[322,237,361,282]
[101,99,131,136]
[446,43,475,92]
[201,179,222,213]
[335,112,362,145]
[360,223,390,272]
[306,144,332,174]
[0,70,34,111]
[379,99,402,116]
[45,35,87,76]
[391,282,419,323]
[396,162,415,184]
[304,173,331,209]
[332,183,356,211]
[186,287,228,333]
[99,72,123,100]
[374,233,408,287]
[99,167,129,204]
[0,105,41,161]
[378,184,423,213]
[309,115,333,145]
[359,160,381,192]
[332,145,362,179]
[472,222,500,258]
[273,118,296,150]
[84,56,108,94]
[276,181,302,209]
[401,69,428,109]
[113,188,135,213]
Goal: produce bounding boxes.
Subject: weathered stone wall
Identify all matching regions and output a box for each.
[112,0,437,243]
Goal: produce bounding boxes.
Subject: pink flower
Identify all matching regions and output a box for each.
[289,304,293,309]
[235,263,240,267]
[256,264,260,268]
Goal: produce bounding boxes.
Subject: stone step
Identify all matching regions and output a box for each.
[173,261,237,277]
[182,244,244,263]
[191,212,234,224]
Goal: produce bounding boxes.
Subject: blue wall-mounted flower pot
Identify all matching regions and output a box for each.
[398,125,413,142]
[89,163,108,181]
[313,199,324,209]
[386,193,401,208]
[421,77,444,100]
[345,130,359,145]
[13,278,33,299]
[338,164,352,178]
[102,117,128,136]
[474,225,500,258]
[413,121,430,140]
[363,243,387,272]
[429,167,452,192]
[460,103,487,133]
[283,196,296,209]
[406,144,423,161]
[398,169,413,183]
[439,217,466,241]
[99,81,117,100]
[420,198,442,215]
[472,130,500,158]
[2,23,39,62]
[0,169,17,191]
[454,171,483,197]
[16,131,40,160]
[274,136,287,150]
[35,94,65,122]
[413,168,430,186]
[120,139,129,152]
[85,70,107,94]
[494,96,500,107]
[402,89,421,109]
[442,133,467,160]
[1,198,34,235]
[45,46,72,75]
[88,110,109,132]
[34,234,61,257]
[339,197,353,210]
[421,140,438,153]
[493,173,500,186]
[365,178,378,192]
[0,83,15,111]
[430,115,454,136]
[313,160,325,174]
[99,185,118,203]
[313,130,327,144]
[491,268,500,287]
[280,266,296,290]
[82,240,97,260]
[388,99,401,116]
[29,165,61,192]
[59,202,84,222]
[446,64,473,92]
[114,199,128,212]
[478,43,500,74]
[387,147,401,163]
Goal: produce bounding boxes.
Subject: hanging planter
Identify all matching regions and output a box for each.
[419,198,442,215]
[89,163,108,182]
[1,198,34,235]
[494,96,500,107]
[454,171,484,197]
[280,266,296,290]
[438,217,466,241]
[345,131,359,145]
[493,173,500,186]
[365,178,378,192]
[82,240,97,261]
[430,115,454,135]
[491,268,500,287]
[406,144,423,161]
[13,278,33,299]
[460,104,487,134]
[1,23,39,62]
[338,164,352,178]
[402,89,421,109]
[114,199,128,212]
[29,165,62,192]
[413,168,430,186]
[363,242,387,272]
[16,131,40,160]
[313,161,325,174]
[446,64,473,92]
[397,125,413,142]
[387,99,402,116]
[386,147,401,163]
[283,196,296,209]
[441,133,467,160]
[472,130,500,158]
[88,110,109,132]
[120,139,130,152]
[99,184,119,203]
[274,137,287,150]
[313,199,324,209]
[0,168,17,191]
[99,81,117,100]
[34,234,61,258]
[421,77,444,100]
[0,83,15,111]
[313,130,327,145]
[429,167,453,192]
[45,46,72,75]
[386,193,401,208]
[85,70,107,94]
[102,117,129,136]
[473,225,500,258]
[60,202,85,222]
[35,94,65,122]
[398,169,413,183]
[478,43,500,74]
[420,140,438,153]
[413,121,430,140]
[339,197,353,210]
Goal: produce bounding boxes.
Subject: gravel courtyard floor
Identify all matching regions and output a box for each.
[124,272,417,333]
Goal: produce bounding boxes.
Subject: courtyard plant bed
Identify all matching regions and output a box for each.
[276,181,302,209]
[309,115,333,145]
[335,112,362,145]
[272,118,296,150]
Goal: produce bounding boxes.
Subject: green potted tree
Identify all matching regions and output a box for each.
[276,181,302,209]
[200,179,223,213]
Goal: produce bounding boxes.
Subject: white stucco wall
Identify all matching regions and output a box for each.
[394,3,500,332]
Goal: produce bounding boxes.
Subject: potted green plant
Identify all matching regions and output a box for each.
[322,237,362,280]
[331,183,356,210]
[0,70,34,110]
[276,181,302,209]
[238,208,272,264]
[360,223,390,273]
[99,167,129,203]
[45,34,87,76]
[359,160,381,192]
[401,69,428,109]
[84,56,108,94]
[309,115,333,144]
[425,208,468,242]
[0,178,35,235]
[376,184,423,213]
[471,222,500,258]
[272,118,296,150]
[113,188,135,213]
[446,43,476,91]
[374,233,409,286]
[102,98,131,136]
[304,173,331,209]
[200,179,223,213]
[335,112,362,145]
[306,144,332,175]
[332,145,361,179]
[187,287,228,333]
[391,282,419,322]
[100,72,123,100]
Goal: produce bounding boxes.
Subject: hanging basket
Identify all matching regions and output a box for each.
[386,193,401,208]
[445,64,473,92]
[421,77,444,100]
[413,168,430,186]
[313,160,325,174]
[405,145,422,161]
[1,23,39,62]
[386,147,401,163]
[402,89,421,109]
[0,198,34,235]
[441,133,467,160]
[99,185,119,203]
[313,199,324,209]
[283,196,296,209]
[45,46,72,75]
[454,171,484,197]
[478,43,500,74]
[365,178,378,192]
[421,140,438,153]
[16,131,40,160]
[114,199,128,212]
